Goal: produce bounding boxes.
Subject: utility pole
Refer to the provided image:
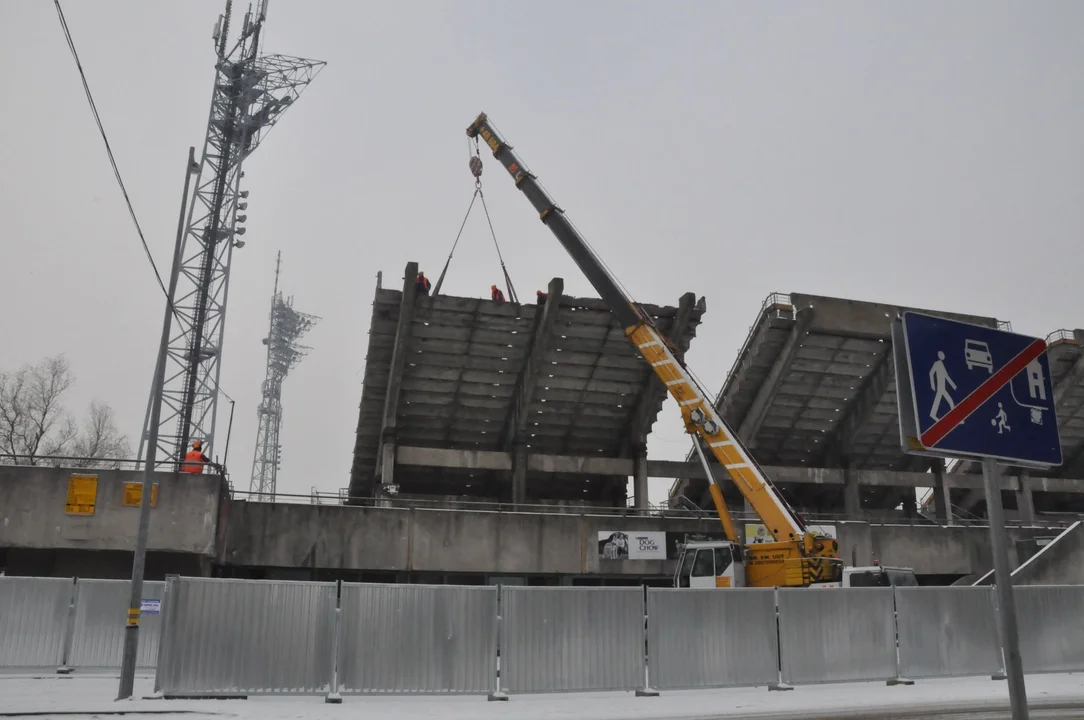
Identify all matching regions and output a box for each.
[118,146,198,700]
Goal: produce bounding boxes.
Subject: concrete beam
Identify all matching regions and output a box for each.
[819,344,894,463]
[789,293,1000,339]
[738,307,815,444]
[624,292,699,447]
[1052,330,1084,407]
[501,277,564,449]
[374,261,420,486]
[392,445,995,489]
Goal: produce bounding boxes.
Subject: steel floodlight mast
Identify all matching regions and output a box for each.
[139,0,325,469]
[249,251,319,500]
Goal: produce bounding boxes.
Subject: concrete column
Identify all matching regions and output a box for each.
[512,443,527,506]
[633,450,649,510]
[1016,470,1035,524]
[843,459,862,519]
[379,438,396,488]
[929,459,952,525]
[934,459,954,526]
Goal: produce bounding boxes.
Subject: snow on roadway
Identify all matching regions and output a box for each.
[1,672,1083,719]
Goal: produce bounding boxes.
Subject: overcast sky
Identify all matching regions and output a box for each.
[1,0,1081,504]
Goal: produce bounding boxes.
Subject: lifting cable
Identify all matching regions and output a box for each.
[431,138,518,303]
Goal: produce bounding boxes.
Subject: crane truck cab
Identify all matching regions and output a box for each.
[674,541,915,589]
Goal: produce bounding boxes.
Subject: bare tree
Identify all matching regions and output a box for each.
[69,400,131,468]
[0,355,131,467]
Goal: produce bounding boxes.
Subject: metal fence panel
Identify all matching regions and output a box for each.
[1014,585,1084,673]
[646,588,778,690]
[500,586,644,694]
[777,587,896,685]
[154,578,337,695]
[0,577,74,669]
[67,579,165,669]
[337,583,497,694]
[895,586,1001,679]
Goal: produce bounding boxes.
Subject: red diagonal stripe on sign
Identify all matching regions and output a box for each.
[920,338,1046,448]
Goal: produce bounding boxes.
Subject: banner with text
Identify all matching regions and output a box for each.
[598,531,667,560]
[744,523,837,544]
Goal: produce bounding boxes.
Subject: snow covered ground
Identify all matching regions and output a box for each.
[2,672,1084,719]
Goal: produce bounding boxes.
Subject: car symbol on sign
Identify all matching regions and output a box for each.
[964,339,993,373]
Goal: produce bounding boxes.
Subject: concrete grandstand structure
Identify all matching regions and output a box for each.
[348,261,706,507]
[669,292,1084,522]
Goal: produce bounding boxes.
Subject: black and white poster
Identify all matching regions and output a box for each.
[597,531,667,560]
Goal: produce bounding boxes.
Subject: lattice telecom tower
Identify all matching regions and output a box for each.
[249,252,318,499]
[139,0,325,469]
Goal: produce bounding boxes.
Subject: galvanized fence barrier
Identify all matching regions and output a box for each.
[155,577,338,696]
[646,588,778,690]
[337,583,498,694]
[0,577,76,670]
[499,586,646,694]
[1013,585,1084,674]
[894,586,1002,680]
[66,579,165,670]
[777,587,897,685]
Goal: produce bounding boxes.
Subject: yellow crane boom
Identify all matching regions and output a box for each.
[466,112,840,587]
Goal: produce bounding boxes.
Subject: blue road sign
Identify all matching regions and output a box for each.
[898,311,1062,467]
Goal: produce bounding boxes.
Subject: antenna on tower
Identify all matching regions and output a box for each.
[138,0,325,470]
[249,251,319,500]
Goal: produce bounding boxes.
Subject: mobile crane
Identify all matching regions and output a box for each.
[466,112,842,589]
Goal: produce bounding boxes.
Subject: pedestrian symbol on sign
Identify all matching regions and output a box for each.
[929,351,958,421]
[992,403,1010,434]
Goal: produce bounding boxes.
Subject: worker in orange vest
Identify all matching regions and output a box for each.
[182,440,211,474]
[415,271,431,295]
[491,284,506,303]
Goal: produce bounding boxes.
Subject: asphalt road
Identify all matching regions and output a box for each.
[727,700,1084,720]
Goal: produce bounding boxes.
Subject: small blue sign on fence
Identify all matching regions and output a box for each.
[140,599,161,615]
[895,311,1062,468]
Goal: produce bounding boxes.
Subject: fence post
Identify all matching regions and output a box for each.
[635,586,659,697]
[487,585,508,702]
[989,585,1008,681]
[768,587,792,691]
[325,580,342,704]
[886,584,914,686]
[56,577,79,675]
[152,575,179,696]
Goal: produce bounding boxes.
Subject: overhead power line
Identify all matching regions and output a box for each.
[52,0,176,317]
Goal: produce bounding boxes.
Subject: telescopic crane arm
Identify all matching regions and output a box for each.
[466,112,815,551]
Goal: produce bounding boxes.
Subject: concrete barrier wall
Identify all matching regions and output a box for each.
[220,502,1064,578]
[0,466,223,556]
[1012,522,1084,586]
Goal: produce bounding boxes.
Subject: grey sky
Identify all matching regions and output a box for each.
[1,0,1081,504]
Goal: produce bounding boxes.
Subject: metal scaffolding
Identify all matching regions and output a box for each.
[249,251,319,500]
[139,0,325,469]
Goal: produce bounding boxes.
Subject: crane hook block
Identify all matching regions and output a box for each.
[469,155,483,178]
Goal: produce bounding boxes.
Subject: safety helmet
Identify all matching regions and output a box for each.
[192,440,202,450]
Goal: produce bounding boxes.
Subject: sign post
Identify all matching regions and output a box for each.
[893,311,1063,720]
